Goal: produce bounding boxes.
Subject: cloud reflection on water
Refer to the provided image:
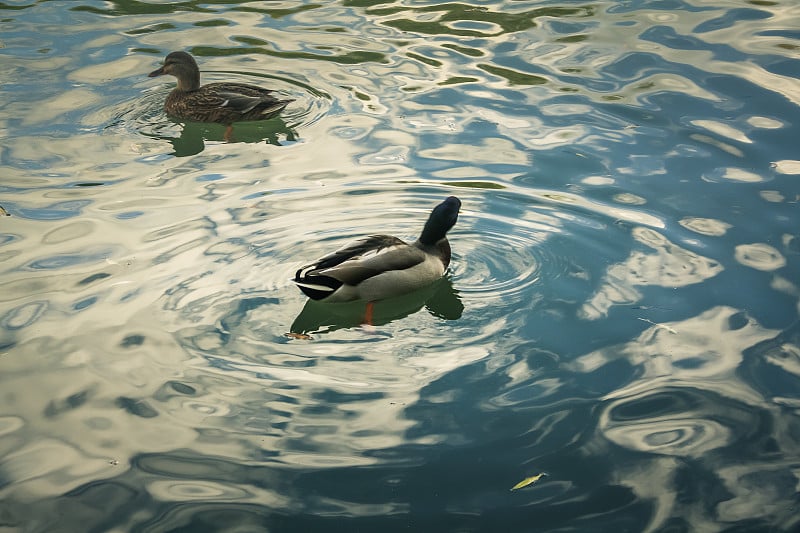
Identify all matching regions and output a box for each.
[570,305,799,530]
[581,227,723,320]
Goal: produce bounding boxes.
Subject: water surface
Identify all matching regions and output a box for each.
[1,0,799,531]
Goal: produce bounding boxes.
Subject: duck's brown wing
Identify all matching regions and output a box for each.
[168,83,291,122]
[214,89,287,115]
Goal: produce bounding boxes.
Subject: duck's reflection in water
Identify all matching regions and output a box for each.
[146,117,298,157]
[288,276,463,337]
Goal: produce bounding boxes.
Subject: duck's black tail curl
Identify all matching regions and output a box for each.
[293,272,342,301]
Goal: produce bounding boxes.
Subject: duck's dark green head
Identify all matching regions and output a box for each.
[148,51,200,91]
[419,196,461,246]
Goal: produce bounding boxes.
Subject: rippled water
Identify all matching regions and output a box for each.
[1,0,799,531]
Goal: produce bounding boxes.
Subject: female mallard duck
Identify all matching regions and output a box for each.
[294,196,461,321]
[148,51,293,141]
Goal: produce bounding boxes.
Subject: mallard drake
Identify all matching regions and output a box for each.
[148,51,293,141]
[293,196,461,322]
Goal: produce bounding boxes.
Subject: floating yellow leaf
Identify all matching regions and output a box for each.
[510,473,547,491]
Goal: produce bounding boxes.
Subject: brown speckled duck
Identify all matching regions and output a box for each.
[148,51,293,141]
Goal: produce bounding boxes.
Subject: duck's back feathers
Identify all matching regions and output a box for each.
[304,235,416,277]
[216,89,285,114]
[295,235,432,301]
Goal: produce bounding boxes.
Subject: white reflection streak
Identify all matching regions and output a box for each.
[581,306,776,402]
[581,227,722,319]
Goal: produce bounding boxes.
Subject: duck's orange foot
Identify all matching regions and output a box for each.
[363,301,375,326]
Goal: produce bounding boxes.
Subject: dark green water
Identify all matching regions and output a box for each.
[1,0,799,531]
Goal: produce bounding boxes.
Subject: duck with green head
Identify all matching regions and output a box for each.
[148,51,293,141]
[293,196,461,324]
